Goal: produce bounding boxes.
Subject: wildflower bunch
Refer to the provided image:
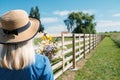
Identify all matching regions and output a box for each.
[35,37,61,60]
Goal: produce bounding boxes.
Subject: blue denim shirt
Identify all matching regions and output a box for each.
[0,54,54,80]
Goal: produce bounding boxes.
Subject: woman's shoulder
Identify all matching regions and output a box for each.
[34,54,50,68]
[35,54,49,62]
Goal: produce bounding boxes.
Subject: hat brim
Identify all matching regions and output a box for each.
[0,18,40,44]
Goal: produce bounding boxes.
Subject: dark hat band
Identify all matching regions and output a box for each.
[2,21,31,35]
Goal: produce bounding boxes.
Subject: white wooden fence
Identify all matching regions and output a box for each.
[35,33,105,80]
[50,33,105,80]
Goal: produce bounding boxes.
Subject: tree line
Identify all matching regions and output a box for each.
[29,6,96,34]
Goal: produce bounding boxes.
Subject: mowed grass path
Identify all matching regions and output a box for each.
[75,37,120,80]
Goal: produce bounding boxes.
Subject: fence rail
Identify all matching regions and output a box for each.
[36,33,105,80]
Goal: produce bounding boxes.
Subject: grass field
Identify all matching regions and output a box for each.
[75,37,120,80]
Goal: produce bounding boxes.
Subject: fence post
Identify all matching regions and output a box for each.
[95,34,97,47]
[83,33,85,59]
[93,34,95,49]
[61,33,65,72]
[72,33,76,69]
[79,34,81,56]
[89,34,91,53]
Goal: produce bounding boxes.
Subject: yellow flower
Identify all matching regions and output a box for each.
[42,34,52,45]
[42,35,52,41]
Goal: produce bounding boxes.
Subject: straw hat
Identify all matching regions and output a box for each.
[0,10,40,44]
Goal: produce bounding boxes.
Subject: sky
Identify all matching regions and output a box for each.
[0,0,120,33]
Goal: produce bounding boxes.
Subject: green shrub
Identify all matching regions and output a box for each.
[110,34,120,47]
[115,39,120,47]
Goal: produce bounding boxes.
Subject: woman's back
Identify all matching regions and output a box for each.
[0,54,54,80]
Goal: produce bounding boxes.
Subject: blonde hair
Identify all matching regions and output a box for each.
[0,40,35,70]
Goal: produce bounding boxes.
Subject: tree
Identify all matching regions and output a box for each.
[64,12,96,34]
[29,7,35,18]
[34,6,40,20]
[64,19,73,32]
[29,6,44,32]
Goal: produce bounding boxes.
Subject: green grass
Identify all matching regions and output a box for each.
[34,37,73,45]
[34,38,42,45]
[75,37,120,80]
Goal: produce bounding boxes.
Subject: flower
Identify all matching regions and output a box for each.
[34,35,68,61]
[36,36,61,60]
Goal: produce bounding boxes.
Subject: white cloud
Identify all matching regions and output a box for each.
[53,10,71,16]
[113,13,120,17]
[82,10,95,15]
[53,9,95,16]
[45,25,67,34]
[96,20,120,32]
[41,17,59,23]
[97,20,120,27]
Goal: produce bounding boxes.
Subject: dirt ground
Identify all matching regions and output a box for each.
[57,52,94,80]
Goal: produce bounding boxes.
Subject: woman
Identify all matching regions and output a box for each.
[0,10,54,80]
